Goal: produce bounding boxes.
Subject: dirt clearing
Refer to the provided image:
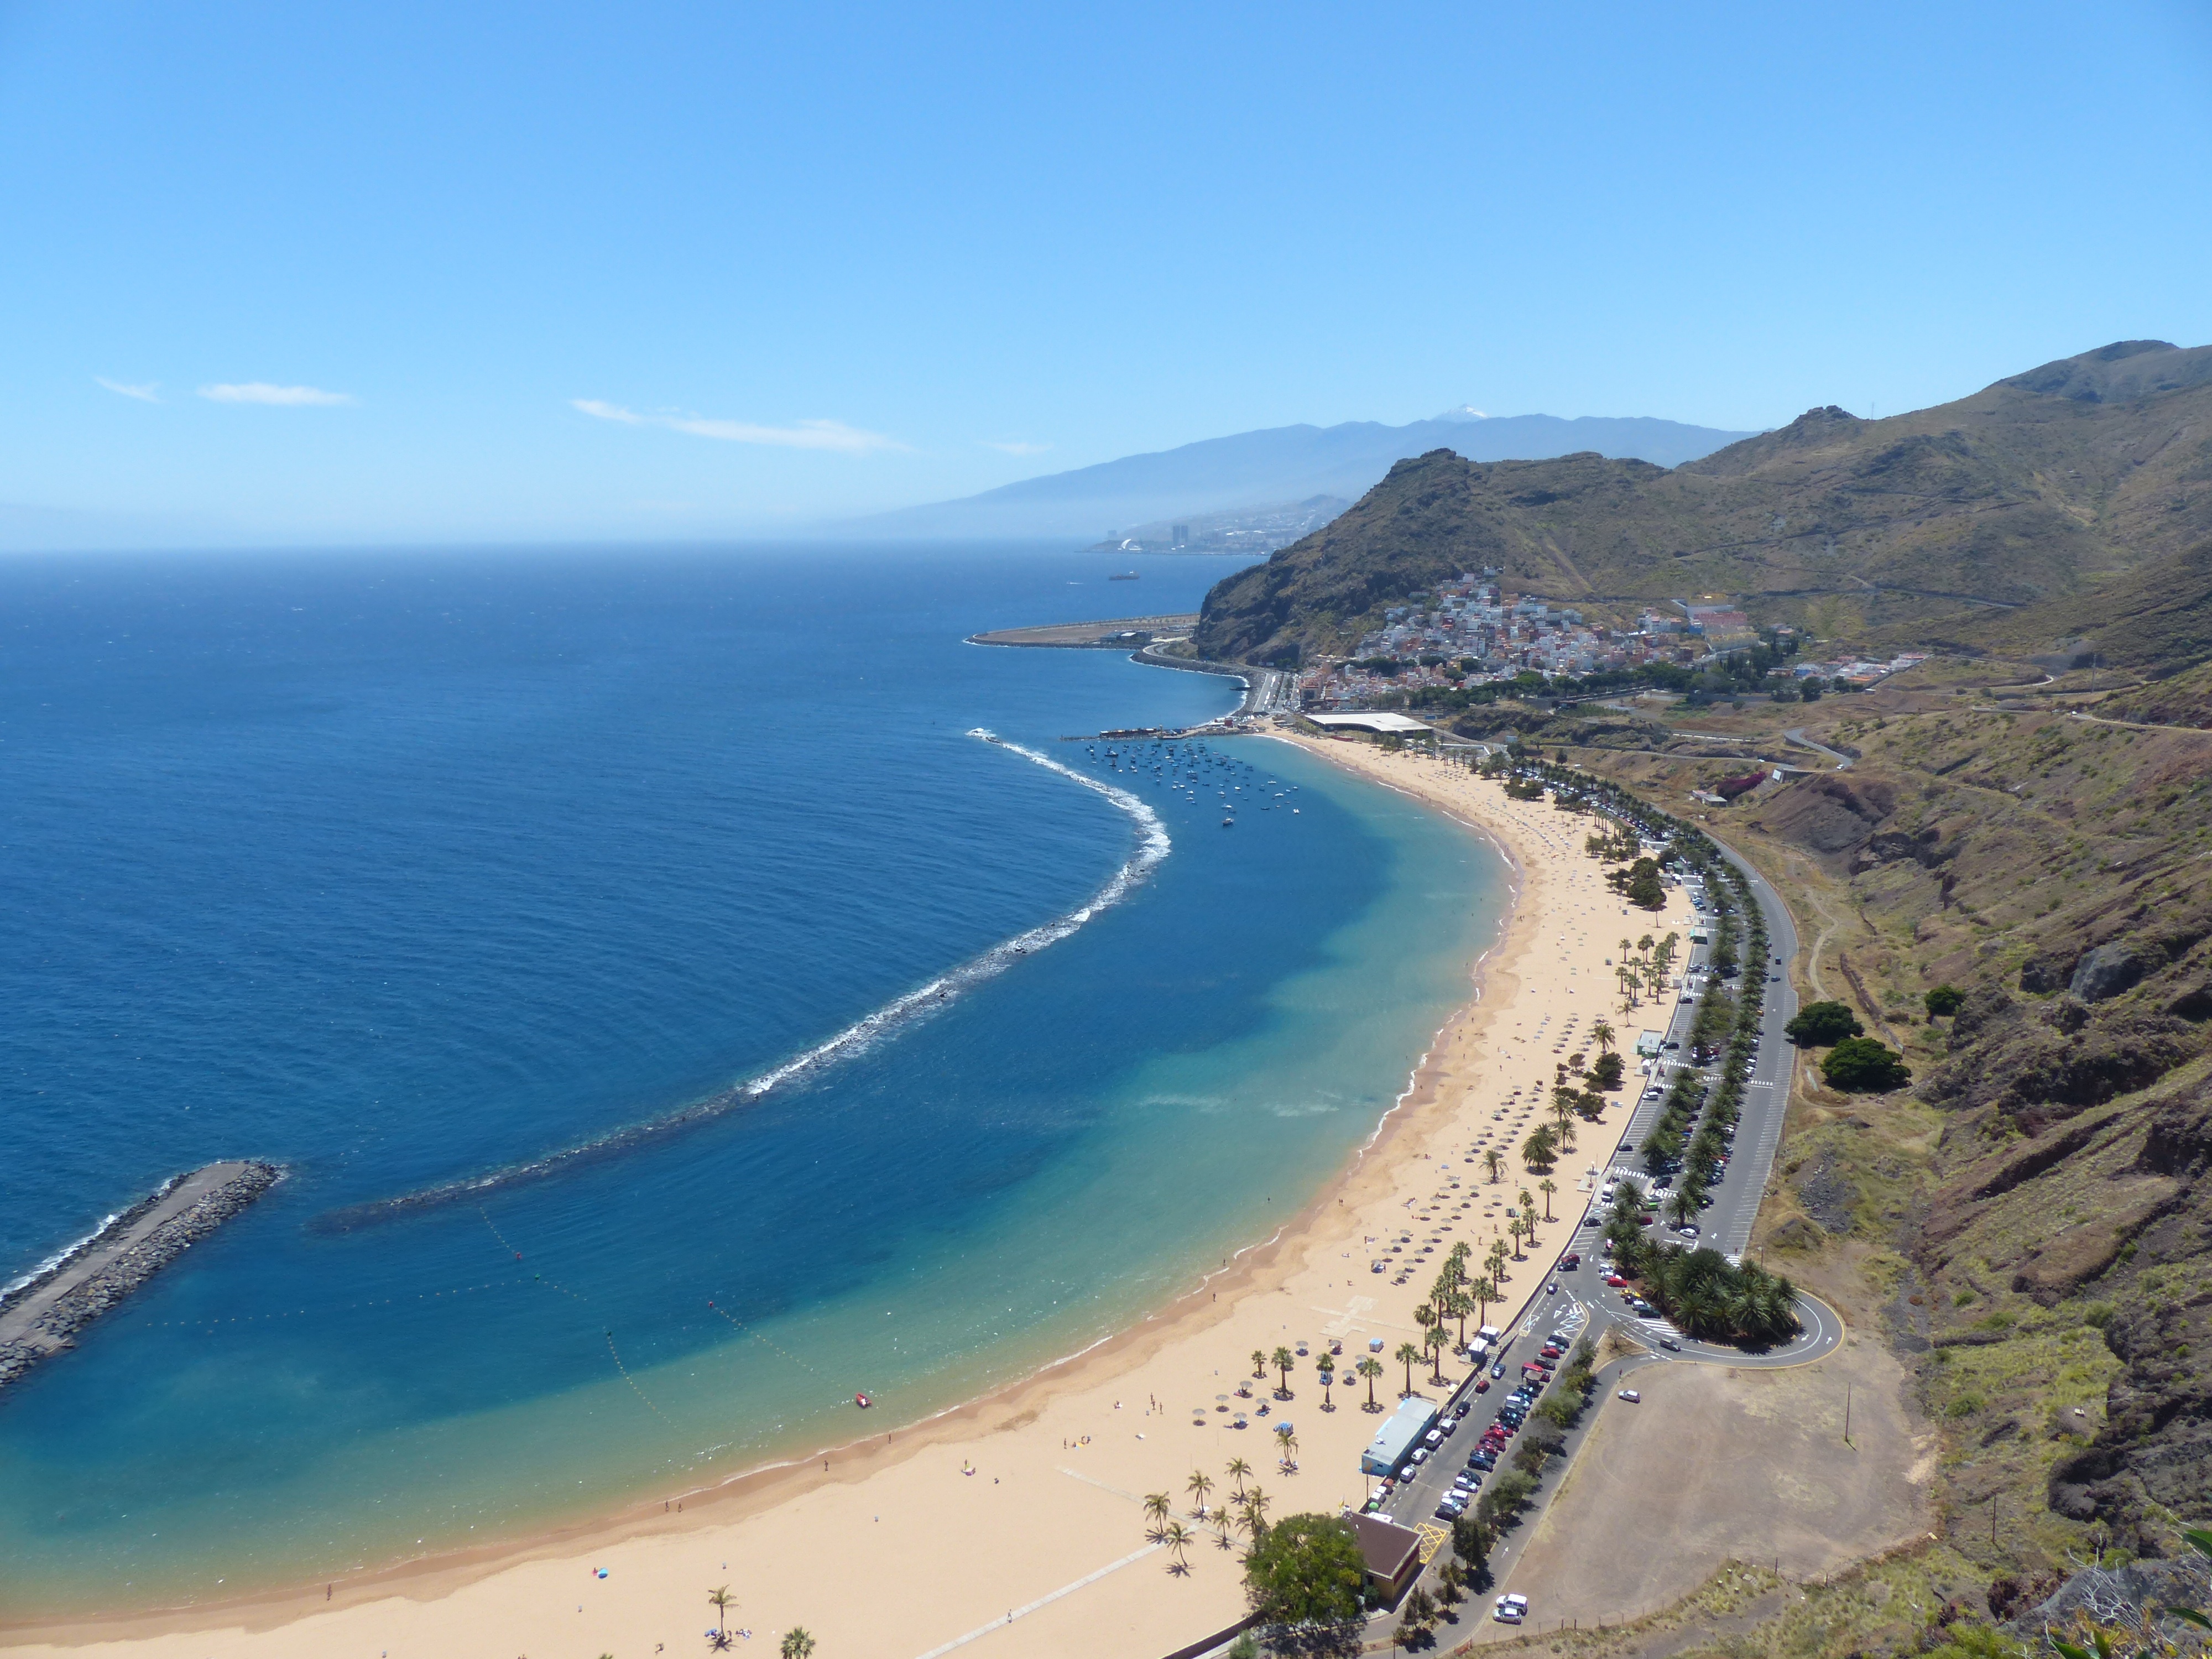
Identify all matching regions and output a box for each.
[1480,1334,1927,1635]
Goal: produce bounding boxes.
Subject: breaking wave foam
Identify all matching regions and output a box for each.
[315,731,1170,1230]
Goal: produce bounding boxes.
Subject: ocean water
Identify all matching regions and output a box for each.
[0,545,1505,1616]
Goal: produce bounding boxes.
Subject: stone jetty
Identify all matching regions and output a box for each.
[0,1160,281,1392]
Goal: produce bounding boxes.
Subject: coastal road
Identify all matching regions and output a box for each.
[1371,843,1828,1538]
[1589,841,1802,1264]
[1782,728,1853,771]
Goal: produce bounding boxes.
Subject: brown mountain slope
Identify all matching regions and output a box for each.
[1196,340,2212,665]
[1917,535,2212,671]
[1561,685,2212,1584]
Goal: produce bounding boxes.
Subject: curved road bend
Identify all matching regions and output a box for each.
[1370,828,1836,1547]
[1782,727,1853,770]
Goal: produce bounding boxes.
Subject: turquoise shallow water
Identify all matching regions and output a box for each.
[0,545,1504,1615]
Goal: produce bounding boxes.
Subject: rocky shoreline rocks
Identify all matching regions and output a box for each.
[0,1160,281,1392]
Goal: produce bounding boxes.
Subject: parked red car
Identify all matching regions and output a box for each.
[1606,1274,1628,1288]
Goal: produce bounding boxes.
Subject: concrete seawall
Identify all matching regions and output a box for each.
[0,1160,281,1391]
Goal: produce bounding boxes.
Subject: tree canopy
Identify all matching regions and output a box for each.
[1822,1036,1911,1092]
[1923,984,1965,1018]
[1783,999,1863,1046]
[1241,1513,1369,1629]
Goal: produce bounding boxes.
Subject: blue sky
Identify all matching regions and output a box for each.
[4,0,2210,546]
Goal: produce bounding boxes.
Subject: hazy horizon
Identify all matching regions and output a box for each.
[3,0,2209,549]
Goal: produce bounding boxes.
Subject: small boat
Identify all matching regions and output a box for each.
[1222,817,1234,828]
[1109,572,1140,581]
[855,1392,873,1408]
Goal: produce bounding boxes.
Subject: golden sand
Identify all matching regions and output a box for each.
[5,738,1697,1659]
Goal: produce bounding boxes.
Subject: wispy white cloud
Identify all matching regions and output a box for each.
[199,382,356,406]
[983,439,1051,456]
[96,377,162,403]
[571,398,901,454]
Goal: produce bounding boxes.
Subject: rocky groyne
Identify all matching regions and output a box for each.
[0,1160,281,1392]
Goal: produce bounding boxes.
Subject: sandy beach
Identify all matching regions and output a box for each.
[5,736,1700,1659]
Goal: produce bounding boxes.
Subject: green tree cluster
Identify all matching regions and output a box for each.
[1240,1513,1368,1631]
[1784,999,1863,1046]
[1607,855,1667,910]
[1822,1035,1911,1092]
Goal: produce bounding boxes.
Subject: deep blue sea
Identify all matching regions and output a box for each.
[0,544,1504,1615]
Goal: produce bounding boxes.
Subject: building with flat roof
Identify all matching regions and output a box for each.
[1360,1395,1440,1475]
[1306,712,1433,736]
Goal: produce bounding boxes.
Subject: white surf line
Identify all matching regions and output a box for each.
[326,733,1173,1225]
[969,729,1172,898]
[909,1540,1167,1659]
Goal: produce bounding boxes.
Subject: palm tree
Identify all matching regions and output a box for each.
[1538,1177,1557,1222]
[1316,1357,1335,1411]
[1522,1123,1556,1170]
[1249,1348,1267,1380]
[707,1586,735,1644]
[1187,1469,1213,1516]
[1244,1486,1271,1532]
[1274,1422,1296,1468]
[1545,1093,1578,1152]
[1356,1355,1384,1411]
[1270,1345,1295,1398]
[1666,1186,1698,1229]
[1394,1339,1421,1396]
[1423,1324,1450,1384]
[1212,1502,1238,1549]
[1143,1491,1172,1541]
[1444,1286,1472,1347]
[1483,1147,1505,1183]
[1506,1217,1524,1260]
[1592,1021,1616,1055]
[1163,1520,1193,1574]
[780,1631,816,1659]
[1225,1456,1251,1497]
[1474,1274,1496,1329]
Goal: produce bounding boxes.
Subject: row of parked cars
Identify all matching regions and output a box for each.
[1426,1331,1575,1524]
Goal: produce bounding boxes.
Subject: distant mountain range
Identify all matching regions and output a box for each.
[1194,340,2212,669]
[842,410,1760,541]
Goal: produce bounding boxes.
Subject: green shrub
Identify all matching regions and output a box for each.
[1924,984,1966,1018]
[1822,1036,1911,1092]
[1785,999,1863,1046]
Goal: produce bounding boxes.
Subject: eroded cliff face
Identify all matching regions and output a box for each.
[1729,703,2212,1555]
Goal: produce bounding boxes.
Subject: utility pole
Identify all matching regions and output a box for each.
[1844,1383,1852,1446]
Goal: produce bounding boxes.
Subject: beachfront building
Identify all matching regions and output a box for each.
[1345,1511,1425,1600]
[1306,712,1434,738]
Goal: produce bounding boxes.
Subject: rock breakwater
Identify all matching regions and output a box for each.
[0,1160,281,1392]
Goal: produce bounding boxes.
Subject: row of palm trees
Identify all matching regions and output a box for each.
[1145,1459,1281,1572]
[1614,931,1683,1010]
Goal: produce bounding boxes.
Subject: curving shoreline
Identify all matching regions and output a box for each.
[0,1161,281,1393]
[0,739,1706,1659]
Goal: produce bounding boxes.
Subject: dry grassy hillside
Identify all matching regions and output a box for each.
[1196,341,2212,665]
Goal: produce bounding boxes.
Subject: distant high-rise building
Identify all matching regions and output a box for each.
[1172,523,1190,547]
